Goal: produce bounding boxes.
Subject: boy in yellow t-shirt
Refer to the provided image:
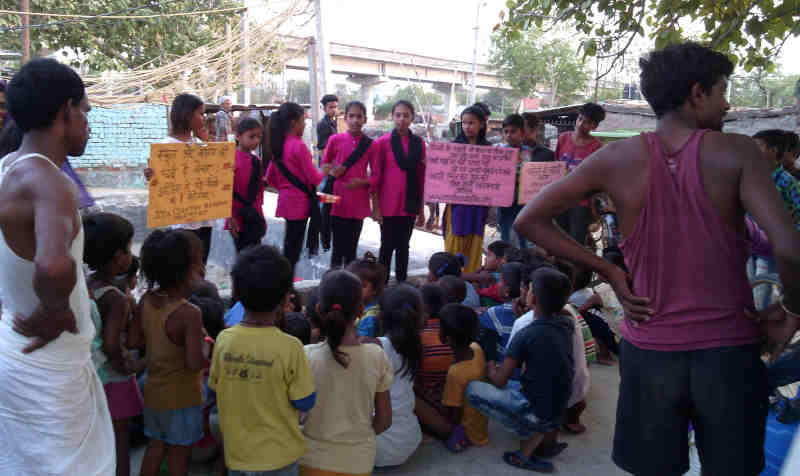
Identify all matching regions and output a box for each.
[439,303,489,452]
[209,246,315,475]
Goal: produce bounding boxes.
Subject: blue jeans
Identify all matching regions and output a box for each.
[497,204,528,249]
[466,380,557,438]
[229,462,298,476]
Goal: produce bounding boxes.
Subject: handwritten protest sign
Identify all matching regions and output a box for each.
[518,161,566,205]
[147,142,235,228]
[423,142,518,207]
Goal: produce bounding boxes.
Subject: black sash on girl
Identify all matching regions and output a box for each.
[390,129,423,214]
[273,158,322,255]
[320,135,373,237]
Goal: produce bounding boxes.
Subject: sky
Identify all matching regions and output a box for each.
[253,0,799,91]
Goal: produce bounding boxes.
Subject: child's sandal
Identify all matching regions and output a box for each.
[502,451,554,472]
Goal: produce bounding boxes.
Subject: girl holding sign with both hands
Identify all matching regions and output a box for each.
[442,103,492,274]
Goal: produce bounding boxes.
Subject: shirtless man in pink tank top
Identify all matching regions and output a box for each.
[515,43,800,476]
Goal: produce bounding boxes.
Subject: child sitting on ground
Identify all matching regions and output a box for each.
[415,283,464,450]
[305,288,323,344]
[440,303,489,451]
[130,229,212,476]
[554,261,594,435]
[209,245,316,475]
[84,212,142,476]
[349,252,388,337]
[463,240,515,305]
[478,262,525,364]
[438,275,468,305]
[375,285,425,467]
[428,252,480,307]
[301,270,393,476]
[285,312,312,345]
[468,267,575,472]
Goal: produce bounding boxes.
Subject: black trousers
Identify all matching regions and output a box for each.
[613,341,767,476]
[379,216,415,282]
[555,204,592,246]
[284,218,308,270]
[190,226,212,265]
[320,206,332,251]
[330,216,363,269]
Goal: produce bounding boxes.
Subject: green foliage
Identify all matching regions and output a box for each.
[497,0,800,72]
[0,0,232,71]
[730,72,800,108]
[374,85,443,120]
[595,86,622,102]
[286,79,310,104]
[489,30,589,106]
[477,89,523,116]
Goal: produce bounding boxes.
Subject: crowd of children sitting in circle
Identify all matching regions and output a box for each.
[74,81,800,476]
[85,201,627,475]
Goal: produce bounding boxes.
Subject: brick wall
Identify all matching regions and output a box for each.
[74,103,168,188]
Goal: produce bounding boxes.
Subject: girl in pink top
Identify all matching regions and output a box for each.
[371,100,426,282]
[266,103,324,269]
[321,101,378,268]
[227,118,266,252]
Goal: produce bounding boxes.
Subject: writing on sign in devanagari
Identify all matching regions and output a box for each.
[147,142,236,228]
[423,142,518,207]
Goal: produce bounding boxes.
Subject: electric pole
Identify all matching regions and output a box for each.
[469,1,483,105]
[21,0,30,63]
[314,0,332,96]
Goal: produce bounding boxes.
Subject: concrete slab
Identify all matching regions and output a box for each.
[131,363,627,475]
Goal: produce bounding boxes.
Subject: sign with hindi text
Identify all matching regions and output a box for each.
[518,161,566,205]
[147,142,235,228]
[423,142,518,207]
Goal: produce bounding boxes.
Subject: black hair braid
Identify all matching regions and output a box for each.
[269,102,304,162]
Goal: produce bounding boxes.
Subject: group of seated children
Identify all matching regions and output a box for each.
[84,207,619,475]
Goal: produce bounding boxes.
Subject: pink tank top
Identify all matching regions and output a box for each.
[619,130,759,351]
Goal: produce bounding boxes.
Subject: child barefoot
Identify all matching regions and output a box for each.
[439,303,489,451]
[348,252,387,337]
[468,267,575,472]
[83,212,142,476]
[130,229,211,476]
[301,270,393,476]
[210,245,315,475]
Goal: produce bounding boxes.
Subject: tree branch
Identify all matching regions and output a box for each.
[593,0,645,81]
[709,0,756,48]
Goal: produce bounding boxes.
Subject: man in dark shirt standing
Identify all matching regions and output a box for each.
[316,94,338,164]
[316,94,338,251]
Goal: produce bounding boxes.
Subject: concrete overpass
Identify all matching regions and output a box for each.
[283,36,511,121]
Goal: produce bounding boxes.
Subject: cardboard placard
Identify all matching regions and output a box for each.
[147,142,235,228]
[518,161,566,205]
[423,142,518,207]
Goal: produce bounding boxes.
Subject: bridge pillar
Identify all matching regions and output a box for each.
[348,75,387,122]
[433,81,462,123]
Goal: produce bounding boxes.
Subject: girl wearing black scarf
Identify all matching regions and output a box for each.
[371,100,425,282]
[266,102,325,271]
